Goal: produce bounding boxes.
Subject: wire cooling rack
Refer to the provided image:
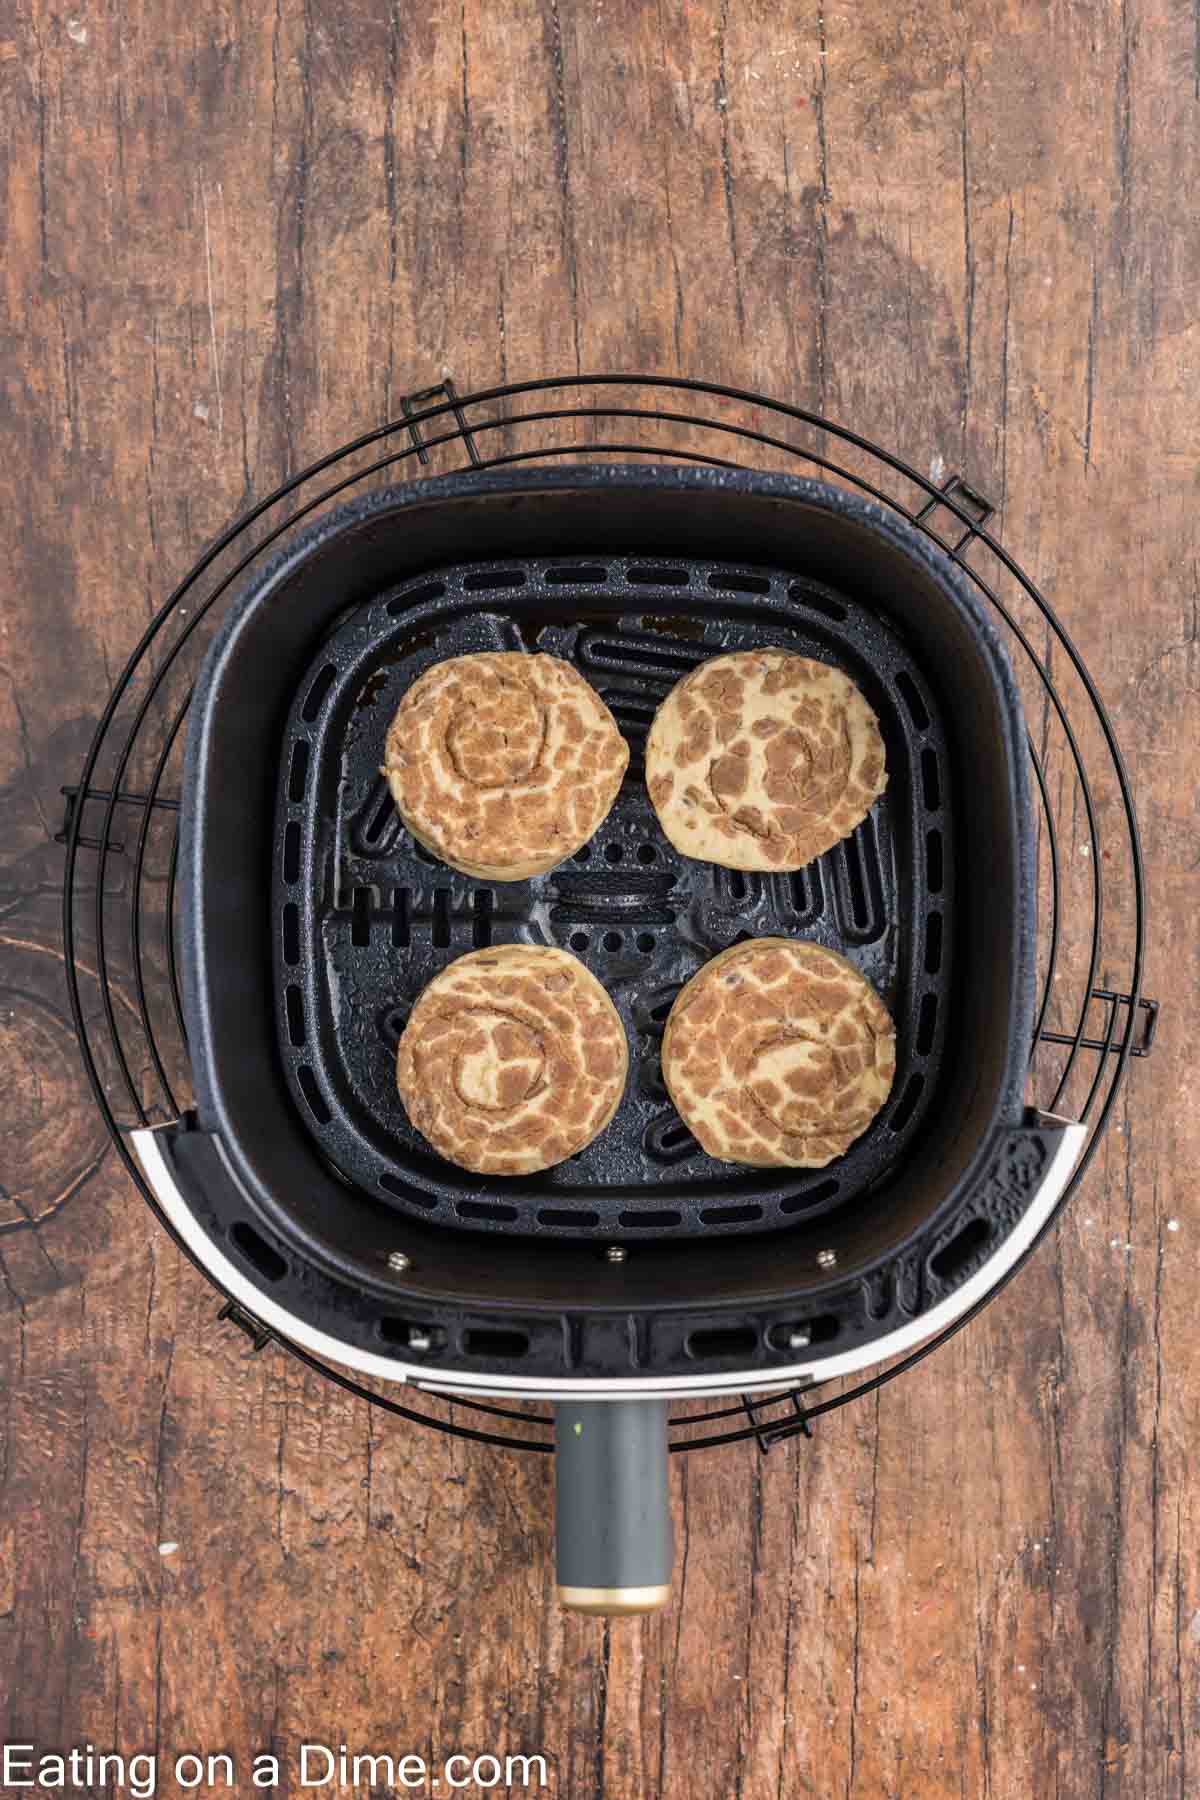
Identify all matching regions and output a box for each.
[60,375,1155,1454]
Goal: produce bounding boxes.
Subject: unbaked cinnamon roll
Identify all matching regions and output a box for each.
[662,938,895,1168]
[384,652,628,879]
[645,649,886,871]
[396,946,629,1175]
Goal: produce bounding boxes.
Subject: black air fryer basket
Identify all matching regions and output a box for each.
[61,378,1152,1614]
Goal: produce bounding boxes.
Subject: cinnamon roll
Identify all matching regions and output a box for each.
[662,938,895,1168]
[645,650,886,871]
[396,946,629,1175]
[384,652,628,880]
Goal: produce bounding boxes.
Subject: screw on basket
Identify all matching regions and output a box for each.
[605,1245,628,1264]
[817,1249,837,1270]
[387,1250,412,1273]
[788,1328,812,1350]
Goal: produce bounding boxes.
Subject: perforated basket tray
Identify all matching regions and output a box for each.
[175,464,1038,1387]
[273,554,953,1241]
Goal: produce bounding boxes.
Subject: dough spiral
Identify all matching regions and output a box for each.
[396,946,629,1175]
[645,649,886,871]
[662,938,895,1168]
[384,652,628,880]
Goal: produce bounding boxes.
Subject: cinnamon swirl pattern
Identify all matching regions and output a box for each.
[645,649,886,871]
[662,938,895,1168]
[384,652,629,880]
[395,946,629,1175]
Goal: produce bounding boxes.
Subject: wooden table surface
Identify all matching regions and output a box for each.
[2,3,1196,1795]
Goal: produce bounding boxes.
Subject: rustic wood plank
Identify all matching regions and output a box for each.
[1,1,1195,1796]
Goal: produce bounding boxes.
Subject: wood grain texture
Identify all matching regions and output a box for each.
[1,2,1196,1795]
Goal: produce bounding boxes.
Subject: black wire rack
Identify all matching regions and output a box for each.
[60,374,1155,1456]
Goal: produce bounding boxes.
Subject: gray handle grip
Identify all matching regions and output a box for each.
[554,1400,673,1615]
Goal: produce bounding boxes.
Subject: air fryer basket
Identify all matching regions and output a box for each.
[61,379,1151,1608]
[273,549,954,1241]
[168,464,1039,1375]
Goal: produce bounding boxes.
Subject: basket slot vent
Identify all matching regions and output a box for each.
[769,1313,840,1349]
[391,887,411,947]
[347,776,403,857]
[626,564,690,586]
[362,785,395,845]
[296,1065,331,1124]
[462,568,526,593]
[229,1222,287,1283]
[834,824,885,942]
[708,570,770,595]
[806,1314,841,1344]
[780,1179,839,1215]
[788,581,848,622]
[472,888,494,947]
[867,1272,894,1321]
[926,827,944,894]
[545,563,607,585]
[931,1215,991,1282]
[579,632,702,678]
[301,664,337,722]
[688,1326,757,1359]
[643,1116,697,1165]
[895,669,931,730]
[379,1172,435,1208]
[351,886,373,946]
[605,693,655,756]
[285,984,305,1047]
[288,739,310,802]
[432,888,451,948]
[698,1203,763,1226]
[385,580,446,615]
[889,1070,925,1133]
[785,863,824,924]
[458,1199,519,1223]
[842,833,868,928]
[723,867,761,904]
[464,1326,529,1357]
[283,822,301,884]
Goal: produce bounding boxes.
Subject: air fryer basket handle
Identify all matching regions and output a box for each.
[553,1400,673,1615]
